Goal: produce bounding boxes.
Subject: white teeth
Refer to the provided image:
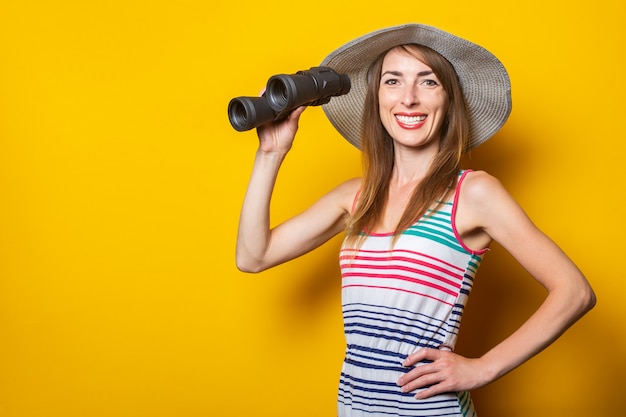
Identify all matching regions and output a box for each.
[396,114,426,124]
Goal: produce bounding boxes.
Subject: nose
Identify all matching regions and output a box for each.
[401,85,419,106]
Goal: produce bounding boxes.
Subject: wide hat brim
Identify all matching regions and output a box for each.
[320,23,512,151]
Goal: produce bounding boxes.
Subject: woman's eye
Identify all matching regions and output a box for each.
[421,79,439,87]
[383,78,399,85]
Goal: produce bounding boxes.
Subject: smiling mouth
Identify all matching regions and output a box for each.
[395,114,426,125]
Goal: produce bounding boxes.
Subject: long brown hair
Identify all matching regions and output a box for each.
[345,44,470,248]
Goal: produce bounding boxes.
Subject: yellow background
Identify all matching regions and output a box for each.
[0,1,623,416]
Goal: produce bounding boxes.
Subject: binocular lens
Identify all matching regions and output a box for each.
[227,99,250,132]
[266,76,294,113]
[227,96,276,132]
[229,101,247,127]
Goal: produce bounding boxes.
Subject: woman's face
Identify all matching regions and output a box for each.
[378,47,448,151]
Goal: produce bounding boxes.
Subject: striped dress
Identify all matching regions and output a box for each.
[338,170,486,417]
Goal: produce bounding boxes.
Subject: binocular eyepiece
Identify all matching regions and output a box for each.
[228,66,351,132]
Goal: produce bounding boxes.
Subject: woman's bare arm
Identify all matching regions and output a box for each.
[235,106,359,273]
[398,171,596,397]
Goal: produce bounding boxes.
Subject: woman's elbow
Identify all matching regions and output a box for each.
[571,280,597,317]
[581,283,597,313]
[236,262,258,274]
[236,259,260,274]
[235,252,266,274]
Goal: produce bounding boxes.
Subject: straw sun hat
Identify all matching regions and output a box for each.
[320,23,512,150]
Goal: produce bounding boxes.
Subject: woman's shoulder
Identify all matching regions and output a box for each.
[454,170,512,249]
[332,177,362,195]
[457,169,514,216]
[322,177,362,213]
[340,176,362,188]
[458,169,522,226]
[460,169,506,199]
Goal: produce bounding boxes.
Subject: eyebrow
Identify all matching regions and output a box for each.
[381,70,434,77]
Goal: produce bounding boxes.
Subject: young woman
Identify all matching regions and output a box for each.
[235,24,595,417]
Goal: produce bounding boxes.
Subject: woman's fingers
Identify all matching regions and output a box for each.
[398,348,485,399]
[402,347,441,366]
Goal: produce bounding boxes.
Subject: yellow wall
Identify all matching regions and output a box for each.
[0,1,623,416]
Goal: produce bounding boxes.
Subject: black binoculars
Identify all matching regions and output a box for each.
[228,66,351,132]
